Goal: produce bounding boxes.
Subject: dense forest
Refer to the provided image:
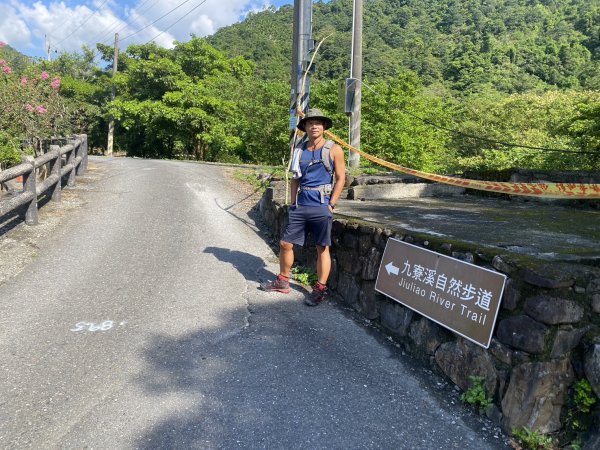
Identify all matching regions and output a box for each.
[1,0,599,174]
[209,0,600,92]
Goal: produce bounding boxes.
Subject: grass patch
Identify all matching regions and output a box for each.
[347,159,394,178]
[232,167,283,192]
[291,266,317,286]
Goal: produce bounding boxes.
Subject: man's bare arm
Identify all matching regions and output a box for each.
[329,144,346,207]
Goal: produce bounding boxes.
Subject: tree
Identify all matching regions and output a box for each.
[564,101,600,168]
[451,90,600,171]
[0,54,70,158]
[108,37,265,161]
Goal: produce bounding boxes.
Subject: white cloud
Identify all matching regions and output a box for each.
[189,14,215,36]
[0,3,33,49]
[0,0,277,58]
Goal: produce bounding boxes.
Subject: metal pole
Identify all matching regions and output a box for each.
[289,1,300,131]
[45,35,51,61]
[289,0,313,132]
[298,0,312,115]
[348,0,363,168]
[107,33,119,156]
[287,0,313,205]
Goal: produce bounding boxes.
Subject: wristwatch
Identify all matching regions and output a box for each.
[329,202,336,209]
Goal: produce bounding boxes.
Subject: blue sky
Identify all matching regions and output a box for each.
[0,0,294,59]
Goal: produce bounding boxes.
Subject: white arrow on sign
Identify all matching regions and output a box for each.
[385,261,399,276]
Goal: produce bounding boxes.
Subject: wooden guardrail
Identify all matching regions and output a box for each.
[0,134,88,225]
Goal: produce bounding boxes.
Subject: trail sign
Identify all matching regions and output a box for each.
[375,238,506,348]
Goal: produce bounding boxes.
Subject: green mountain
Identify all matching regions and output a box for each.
[207,0,600,93]
[0,44,34,73]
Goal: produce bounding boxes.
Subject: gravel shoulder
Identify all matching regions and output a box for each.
[0,165,100,287]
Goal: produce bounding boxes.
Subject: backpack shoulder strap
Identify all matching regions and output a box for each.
[293,138,307,159]
[321,140,335,176]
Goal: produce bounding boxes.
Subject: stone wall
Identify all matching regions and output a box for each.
[259,186,600,446]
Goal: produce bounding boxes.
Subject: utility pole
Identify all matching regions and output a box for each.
[289,0,313,132]
[106,33,119,156]
[289,1,300,130]
[45,35,51,61]
[287,0,313,205]
[348,0,363,168]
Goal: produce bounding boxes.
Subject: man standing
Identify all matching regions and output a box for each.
[261,109,346,306]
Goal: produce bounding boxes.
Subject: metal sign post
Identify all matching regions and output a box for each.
[375,239,507,348]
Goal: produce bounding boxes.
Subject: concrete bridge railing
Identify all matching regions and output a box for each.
[259,183,600,447]
[0,134,88,225]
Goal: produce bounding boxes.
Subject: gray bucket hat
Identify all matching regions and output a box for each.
[297,108,333,132]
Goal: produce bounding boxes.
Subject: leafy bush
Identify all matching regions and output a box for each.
[452,91,600,172]
[291,266,318,286]
[0,64,66,156]
[512,427,556,450]
[1,45,81,163]
[562,379,598,447]
[460,375,493,409]
[0,131,21,166]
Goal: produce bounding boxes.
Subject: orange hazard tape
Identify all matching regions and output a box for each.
[325,131,600,200]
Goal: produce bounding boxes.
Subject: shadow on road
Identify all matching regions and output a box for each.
[134,300,356,449]
[134,298,507,449]
[203,246,274,283]
[0,211,24,237]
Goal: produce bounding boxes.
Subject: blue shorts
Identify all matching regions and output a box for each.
[282,204,333,247]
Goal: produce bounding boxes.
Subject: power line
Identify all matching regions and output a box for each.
[88,0,162,48]
[85,0,164,65]
[54,0,111,48]
[360,80,596,156]
[119,0,199,43]
[145,0,210,44]
[88,0,209,66]
[89,0,208,65]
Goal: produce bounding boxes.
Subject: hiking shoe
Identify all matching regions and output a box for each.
[304,283,327,306]
[260,275,291,293]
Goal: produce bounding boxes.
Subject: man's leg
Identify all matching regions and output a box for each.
[305,245,330,306]
[260,241,295,293]
[303,205,333,306]
[279,240,294,277]
[315,245,331,284]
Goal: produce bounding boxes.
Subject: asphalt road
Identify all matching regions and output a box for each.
[0,157,509,449]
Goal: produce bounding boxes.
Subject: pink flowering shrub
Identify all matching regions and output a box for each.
[0,59,11,74]
[1,43,71,163]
